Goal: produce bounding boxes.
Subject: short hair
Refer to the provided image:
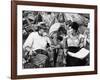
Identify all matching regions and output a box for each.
[71,22,79,31]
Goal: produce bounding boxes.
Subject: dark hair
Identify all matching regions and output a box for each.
[58,27,67,35]
[57,36,63,41]
[71,22,79,32]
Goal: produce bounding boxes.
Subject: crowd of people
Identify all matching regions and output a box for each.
[22,11,90,68]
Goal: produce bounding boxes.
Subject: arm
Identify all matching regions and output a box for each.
[79,34,87,48]
[46,36,62,52]
[23,32,34,51]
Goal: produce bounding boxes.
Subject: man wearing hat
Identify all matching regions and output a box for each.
[23,22,51,68]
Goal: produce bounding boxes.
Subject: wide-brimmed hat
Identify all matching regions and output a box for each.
[37,22,47,30]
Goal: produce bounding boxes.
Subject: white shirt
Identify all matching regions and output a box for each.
[23,32,51,51]
[66,34,86,47]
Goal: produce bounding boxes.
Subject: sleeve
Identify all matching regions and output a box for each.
[23,32,34,50]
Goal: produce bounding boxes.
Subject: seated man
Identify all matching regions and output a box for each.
[23,22,52,68]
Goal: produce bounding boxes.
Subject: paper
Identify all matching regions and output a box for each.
[68,48,89,59]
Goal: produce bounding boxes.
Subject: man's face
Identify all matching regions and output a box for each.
[39,29,45,36]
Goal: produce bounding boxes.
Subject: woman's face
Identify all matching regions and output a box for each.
[69,27,77,36]
[68,26,73,34]
[72,28,76,33]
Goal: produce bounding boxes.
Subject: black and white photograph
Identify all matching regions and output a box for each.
[11,1,97,79]
[22,11,90,68]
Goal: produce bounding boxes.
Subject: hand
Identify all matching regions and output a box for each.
[31,50,37,56]
[25,47,31,52]
[29,50,33,56]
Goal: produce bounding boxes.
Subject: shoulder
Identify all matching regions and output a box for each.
[30,32,38,35]
[28,32,38,38]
